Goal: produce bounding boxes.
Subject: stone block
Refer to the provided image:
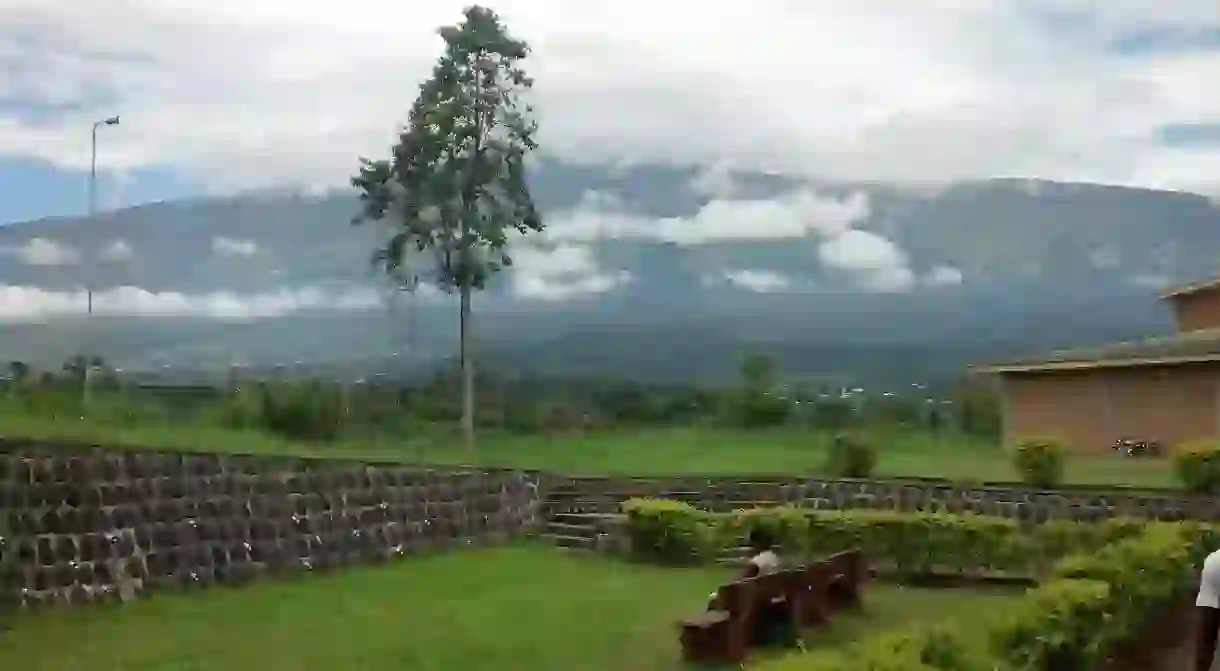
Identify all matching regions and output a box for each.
[133,525,155,553]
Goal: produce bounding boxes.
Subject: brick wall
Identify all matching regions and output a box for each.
[0,443,542,609]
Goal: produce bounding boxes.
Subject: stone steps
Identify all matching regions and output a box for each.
[542,533,596,550]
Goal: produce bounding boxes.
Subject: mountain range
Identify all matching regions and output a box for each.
[3,159,1218,388]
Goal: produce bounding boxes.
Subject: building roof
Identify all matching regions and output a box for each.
[1159,275,1220,299]
[972,327,1220,373]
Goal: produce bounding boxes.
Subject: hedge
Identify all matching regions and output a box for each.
[619,498,721,564]
[764,625,983,671]
[757,521,1217,671]
[620,498,1147,577]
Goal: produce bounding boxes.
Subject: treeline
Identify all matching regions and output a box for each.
[2,355,1001,444]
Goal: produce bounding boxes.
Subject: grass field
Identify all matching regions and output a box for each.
[0,545,1023,671]
[0,411,1178,488]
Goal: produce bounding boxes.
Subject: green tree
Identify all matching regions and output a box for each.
[740,354,779,394]
[352,5,543,452]
[8,361,29,382]
[62,354,105,381]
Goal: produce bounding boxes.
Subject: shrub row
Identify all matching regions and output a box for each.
[760,521,1219,671]
[620,498,1145,576]
[1011,434,1220,493]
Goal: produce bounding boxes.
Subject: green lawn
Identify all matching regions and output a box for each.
[0,545,1022,671]
[0,412,1178,488]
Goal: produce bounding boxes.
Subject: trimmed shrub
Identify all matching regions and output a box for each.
[619,498,721,565]
[624,500,1159,578]
[823,432,877,478]
[1027,517,1146,571]
[1010,436,1065,489]
[990,578,1114,669]
[764,625,981,670]
[765,521,1216,671]
[1172,439,1220,493]
[992,522,1211,669]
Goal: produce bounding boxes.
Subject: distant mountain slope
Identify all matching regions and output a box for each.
[0,161,1214,384]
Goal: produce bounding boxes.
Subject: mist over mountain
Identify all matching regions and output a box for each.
[2,160,1214,387]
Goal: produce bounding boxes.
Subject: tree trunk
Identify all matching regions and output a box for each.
[459,283,476,453]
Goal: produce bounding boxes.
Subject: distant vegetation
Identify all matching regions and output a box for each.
[0,352,1184,489]
[3,353,999,443]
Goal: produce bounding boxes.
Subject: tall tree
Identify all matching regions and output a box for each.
[352,5,543,452]
[740,354,779,394]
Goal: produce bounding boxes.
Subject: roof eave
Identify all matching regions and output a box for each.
[1158,277,1220,300]
[972,353,1220,374]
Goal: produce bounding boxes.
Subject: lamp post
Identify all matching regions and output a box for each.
[83,115,121,413]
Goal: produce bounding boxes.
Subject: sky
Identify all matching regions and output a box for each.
[2,0,1220,226]
[2,0,1220,325]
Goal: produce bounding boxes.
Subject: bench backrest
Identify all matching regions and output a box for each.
[715,549,864,613]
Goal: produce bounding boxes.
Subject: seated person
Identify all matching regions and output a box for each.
[706,528,792,645]
[707,527,785,606]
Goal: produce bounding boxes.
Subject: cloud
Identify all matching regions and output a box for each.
[1128,273,1170,289]
[689,162,738,199]
[0,237,80,266]
[98,239,134,263]
[722,269,792,293]
[3,2,1219,196]
[211,236,259,257]
[546,188,869,245]
[0,283,383,322]
[546,185,930,293]
[1088,246,1121,269]
[509,243,631,301]
[817,229,918,292]
[923,265,965,287]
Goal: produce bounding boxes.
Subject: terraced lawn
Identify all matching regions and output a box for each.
[0,412,1179,488]
[0,544,1025,671]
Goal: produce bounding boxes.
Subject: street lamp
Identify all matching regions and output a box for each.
[88,115,120,314]
[83,115,120,412]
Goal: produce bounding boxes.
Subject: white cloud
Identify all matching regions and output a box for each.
[546,188,869,245]
[923,265,965,287]
[3,2,1219,195]
[0,283,382,322]
[1128,273,1170,289]
[689,162,738,199]
[212,236,259,257]
[98,239,135,263]
[723,269,792,293]
[509,243,630,301]
[1088,246,1121,269]
[817,228,917,292]
[0,237,80,266]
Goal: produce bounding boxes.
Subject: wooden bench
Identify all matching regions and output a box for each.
[678,549,864,666]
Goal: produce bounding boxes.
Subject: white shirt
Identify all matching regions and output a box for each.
[1198,549,1220,608]
[750,550,782,576]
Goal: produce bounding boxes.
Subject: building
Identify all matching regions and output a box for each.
[973,275,1220,453]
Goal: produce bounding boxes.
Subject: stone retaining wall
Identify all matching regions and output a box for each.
[0,445,541,609]
[544,475,1220,521]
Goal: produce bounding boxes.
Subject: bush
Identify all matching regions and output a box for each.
[729,507,1031,576]
[1010,436,1065,489]
[619,498,721,565]
[990,578,1114,670]
[823,432,877,478]
[1172,440,1220,493]
[767,522,1215,671]
[257,382,345,441]
[764,625,981,670]
[734,392,791,428]
[1048,522,1199,635]
[624,499,1159,578]
[1027,517,1145,572]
